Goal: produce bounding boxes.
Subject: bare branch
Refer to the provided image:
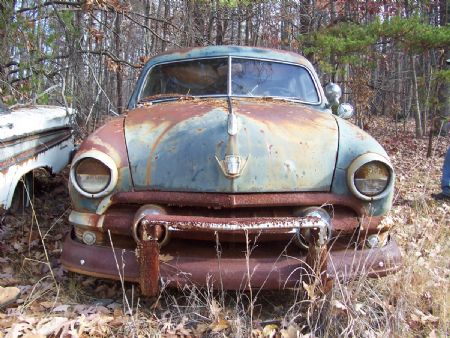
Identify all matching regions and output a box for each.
[80,49,140,68]
[15,0,83,14]
[122,12,180,48]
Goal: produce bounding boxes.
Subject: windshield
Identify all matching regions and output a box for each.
[140,58,228,99]
[231,58,319,102]
[139,57,319,103]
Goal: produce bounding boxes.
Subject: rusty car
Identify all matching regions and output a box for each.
[0,103,74,212]
[61,46,401,296]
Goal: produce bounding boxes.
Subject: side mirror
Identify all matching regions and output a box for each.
[337,103,354,119]
[324,82,342,105]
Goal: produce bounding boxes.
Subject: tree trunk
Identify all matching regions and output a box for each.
[162,1,170,50]
[144,0,151,55]
[216,1,223,45]
[115,14,123,114]
[411,54,423,137]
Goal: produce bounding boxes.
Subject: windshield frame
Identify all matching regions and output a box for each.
[137,56,322,105]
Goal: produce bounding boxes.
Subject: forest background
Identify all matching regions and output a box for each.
[0,0,449,139]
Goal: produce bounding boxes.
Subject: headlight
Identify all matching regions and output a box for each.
[347,153,394,201]
[70,151,118,198]
[354,161,390,196]
[75,158,110,193]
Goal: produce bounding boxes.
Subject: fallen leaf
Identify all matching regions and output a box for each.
[332,299,348,313]
[0,317,15,329]
[39,301,56,309]
[414,309,439,324]
[36,317,69,336]
[0,286,21,308]
[210,318,230,332]
[193,323,209,335]
[280,325,298,338]
[428,329,437,338]
[159,254,174,263]
[355,303,366,315]
[420,314,439,324]
[251,328,263,337]
[209,299,222,319]
[263,323,278,336]
[53,304,70,313]
[108,317,124,328]
[22,334,46,338]
[302,281,316,301]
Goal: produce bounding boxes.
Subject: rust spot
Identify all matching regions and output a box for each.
[128,99,226,126]
[61,231,403,291]
[137,239,160,297]
[111,191,367,216]
[77,117,128,168]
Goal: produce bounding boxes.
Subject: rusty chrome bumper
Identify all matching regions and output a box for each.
[61,231,402,293]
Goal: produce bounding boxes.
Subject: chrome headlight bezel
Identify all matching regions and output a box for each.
[347,153,394,201]
[70,150,118,198]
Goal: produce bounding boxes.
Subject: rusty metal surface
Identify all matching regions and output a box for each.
[111,191,366,213]
[136,213,328,232]
[124,98,339,193]
[304,228,329,287]
[61,233,402,290]
[137,239,160,296]
[69,116,133,213]
[69,194,390,242]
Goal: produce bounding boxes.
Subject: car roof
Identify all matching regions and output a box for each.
[146,45,313,68]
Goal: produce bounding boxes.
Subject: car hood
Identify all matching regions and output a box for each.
[124,98,338,193]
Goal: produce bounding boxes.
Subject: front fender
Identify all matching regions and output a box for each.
[69,117,132,213]
[332,118,394,217]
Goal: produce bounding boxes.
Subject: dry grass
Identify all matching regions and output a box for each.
[0,116,449,337]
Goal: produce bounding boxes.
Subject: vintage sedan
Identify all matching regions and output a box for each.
[0,104,74,213]
[61,46,401,295]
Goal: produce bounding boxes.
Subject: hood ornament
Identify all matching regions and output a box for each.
[215,154,249,178]
[217,98,248,178]
[227,112,239,136]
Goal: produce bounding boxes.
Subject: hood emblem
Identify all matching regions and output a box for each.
[215,154,249,178]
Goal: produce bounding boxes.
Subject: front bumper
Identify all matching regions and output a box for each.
[61,231,402,291]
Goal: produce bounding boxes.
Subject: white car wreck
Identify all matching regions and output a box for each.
[0,104,75,212]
